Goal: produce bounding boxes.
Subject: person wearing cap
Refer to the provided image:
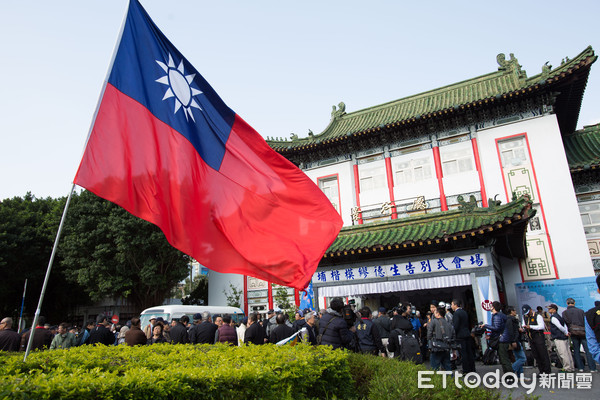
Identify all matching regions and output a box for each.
[191,311,218,345]
[188,313,203,344]
[547,303,574,372]
[373,307,391,356]
[563,297,598,372]
[522,304,551,374]
[144,316,157,340]
[263,309,276,341]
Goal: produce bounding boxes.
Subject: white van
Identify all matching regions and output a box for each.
[139,305,245,329]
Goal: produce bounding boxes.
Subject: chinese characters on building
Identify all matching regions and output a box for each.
[314,252,489,283]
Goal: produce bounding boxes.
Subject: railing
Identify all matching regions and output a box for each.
[351,191,482,224]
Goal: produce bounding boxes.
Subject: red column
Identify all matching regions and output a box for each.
[243,275,248,315]
[471,137,488,207]
[432,146,448,211]
[385,156,398,219]
[353,163,363,224]
[294,289,300,308]
[268,282,273,310]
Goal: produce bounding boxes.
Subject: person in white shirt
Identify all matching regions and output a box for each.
[548,304,574,372]
[522,304,551,374]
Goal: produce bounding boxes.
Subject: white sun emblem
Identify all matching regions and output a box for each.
[155,54,203,122]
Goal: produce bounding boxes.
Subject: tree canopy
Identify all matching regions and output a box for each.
[59,190,191,311]
[0,193,88,323]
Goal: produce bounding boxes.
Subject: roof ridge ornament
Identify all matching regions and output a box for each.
[457,194,478,213]
[540,61,552,83]
[496,53,527,83]
[331,102,346,120]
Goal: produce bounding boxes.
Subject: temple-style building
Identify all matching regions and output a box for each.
[208,46,598,325]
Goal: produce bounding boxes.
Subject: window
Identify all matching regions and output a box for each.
[579,202,600,235]
[499,137,527,167]
[359,165,386,191]
[319,176,340,212]
[440,147,474,176]
[393,157,432,185]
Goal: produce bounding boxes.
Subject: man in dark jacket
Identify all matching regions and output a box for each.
[482,301,512,373]
[318,297,355,350]
[88,314,115,346]
[270,313,295,344]
[373,307,391,355]
[563,297,597,372]
[244,312,265,345]
[125,317,147,346]
[355,307,385,356]
[20,316,53,351]
[169,315,190,344]
[451,299,476,373]
[0,317,21,351]
[190,311,218,344]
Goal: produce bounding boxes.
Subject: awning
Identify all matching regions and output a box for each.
[317,273,471,297]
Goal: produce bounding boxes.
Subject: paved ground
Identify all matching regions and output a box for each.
[423,360,599,399]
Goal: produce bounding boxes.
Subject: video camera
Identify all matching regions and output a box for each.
[342,304,357,327]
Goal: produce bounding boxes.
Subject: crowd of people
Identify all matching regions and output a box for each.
[2,275,600,381]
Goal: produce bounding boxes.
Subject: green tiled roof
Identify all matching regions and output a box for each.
[269,47,595,152]
[324,196,533,257]
[565,123,600,172]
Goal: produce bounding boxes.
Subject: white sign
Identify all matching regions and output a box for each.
[314,252,488,284]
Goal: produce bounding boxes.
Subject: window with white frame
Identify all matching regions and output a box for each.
[499,137,528,168]
[359,165,386,191]
[393,156,433,185]
[579,201,600,236]
[319,176,340,212]
[440,146,474,176]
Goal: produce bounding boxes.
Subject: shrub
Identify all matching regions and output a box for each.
[0,344,353,400]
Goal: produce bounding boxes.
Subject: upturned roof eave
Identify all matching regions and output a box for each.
[268,46,596,153]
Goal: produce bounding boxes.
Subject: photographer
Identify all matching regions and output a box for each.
[318,297,355,350]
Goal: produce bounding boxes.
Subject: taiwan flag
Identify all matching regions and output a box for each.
[74,0,342,290]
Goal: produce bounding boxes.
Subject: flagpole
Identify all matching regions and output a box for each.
[17,279,27,334]
[23,184,75,361]
[22,2,132,363]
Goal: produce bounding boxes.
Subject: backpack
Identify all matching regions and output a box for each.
[396,330,423,364]
[316,316,337,345]
[482,347,498,365]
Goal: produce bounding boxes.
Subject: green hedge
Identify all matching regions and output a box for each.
[0,345,533,400]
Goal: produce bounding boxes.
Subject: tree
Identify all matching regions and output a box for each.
[181,275,208,305]
[223,283,242,308]
[0,193,90,324]
[273,285,293,317]
[59,190,190,311]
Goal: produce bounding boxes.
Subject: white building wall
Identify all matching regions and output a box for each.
[207,270,243,306]
[477,114,594,284]
[303,160,354,227]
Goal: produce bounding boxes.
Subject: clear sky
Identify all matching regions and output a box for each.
[1,1,599,201]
